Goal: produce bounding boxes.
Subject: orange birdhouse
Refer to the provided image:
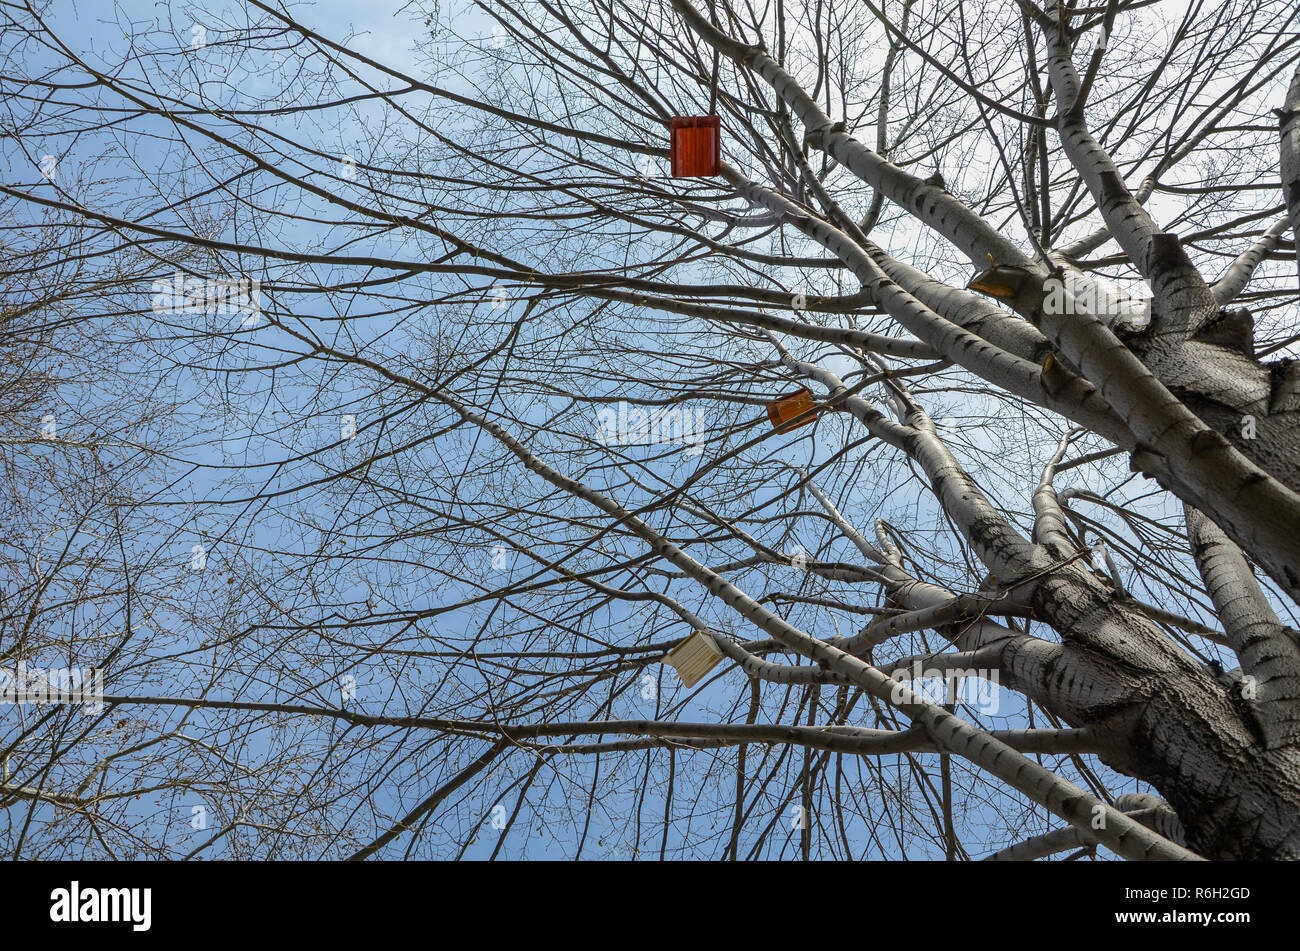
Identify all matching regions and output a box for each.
[670,116,721,177]
[766,387,820,434]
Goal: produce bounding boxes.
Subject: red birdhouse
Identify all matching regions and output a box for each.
[670,116,721,177]
[766,388,820,434]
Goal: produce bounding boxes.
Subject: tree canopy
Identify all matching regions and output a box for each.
[2,0,1299,860]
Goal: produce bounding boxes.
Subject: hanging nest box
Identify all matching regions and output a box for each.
[766,387,820,434]
[663,630,724,688]
[669,116,721,177]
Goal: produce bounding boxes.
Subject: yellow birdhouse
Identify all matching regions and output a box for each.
[663,631,724,688]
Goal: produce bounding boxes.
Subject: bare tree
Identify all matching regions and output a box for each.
[2,0,1299,860]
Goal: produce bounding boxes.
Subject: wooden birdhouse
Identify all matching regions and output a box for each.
[766,387,820,434]
[663,630,724,688]
[669,116,721,177]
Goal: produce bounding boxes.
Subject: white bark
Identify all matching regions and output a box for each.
[1281,63,1300,282]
